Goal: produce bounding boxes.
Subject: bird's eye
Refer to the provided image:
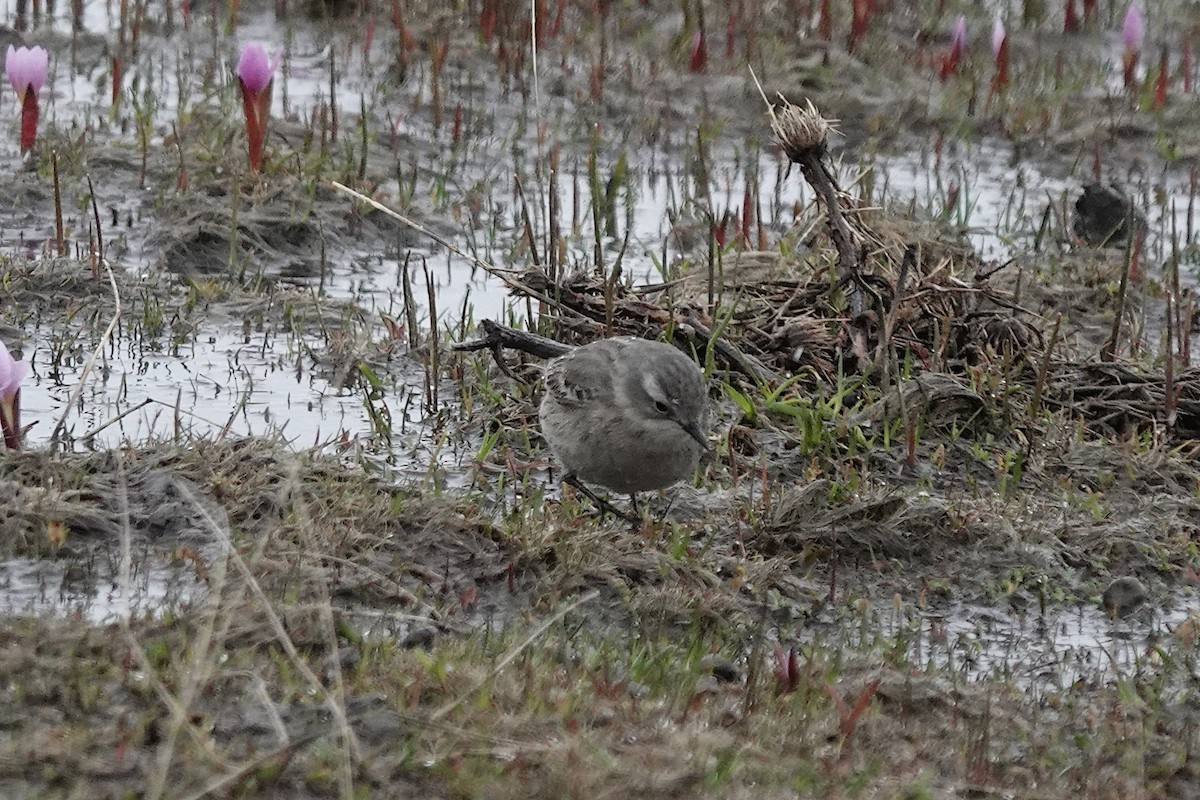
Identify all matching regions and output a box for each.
[654,400,670,414]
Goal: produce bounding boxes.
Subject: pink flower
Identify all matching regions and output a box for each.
[951,15,967,58]
[940,15,968,81]
[991,17,1006,59]
[1122,5,1144,52]
[0,339,26,450]
[237,43,282,173]
[0,340,25,399]
[5,45,47,100]
[236,42,281,95]
[1120,4,1144,90]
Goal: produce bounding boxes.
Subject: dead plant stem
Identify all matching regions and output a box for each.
[325,180,587,322]
[175,481,363,781]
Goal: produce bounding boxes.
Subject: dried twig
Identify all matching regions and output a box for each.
[325,180,585,322]
[452,318,573,360]
[751,81,863,316]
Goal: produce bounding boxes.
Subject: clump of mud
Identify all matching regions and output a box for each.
[153,178,426,282]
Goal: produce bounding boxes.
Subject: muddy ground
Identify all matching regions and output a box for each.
[3,1,1200,798]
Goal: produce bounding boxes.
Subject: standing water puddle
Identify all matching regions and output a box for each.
[898,599,1196,688]
[0,552,205,625]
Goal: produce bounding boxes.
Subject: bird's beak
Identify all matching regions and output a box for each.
[681,420,711,451]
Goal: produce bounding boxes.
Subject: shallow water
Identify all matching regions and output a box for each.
[0,551,204,624]
[14,136,1195,452]
[905,599,1195,688]
[3,539,1192,691]
[791,592,1198,689]
[18,321,430,448]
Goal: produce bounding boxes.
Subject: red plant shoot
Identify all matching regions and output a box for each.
[1064,0,1078,33]
[113,54,123,106]
[1153,45,1169,109]
[534,0,547,47]
[550,0,565,37]
[479,1,496,43]
[392,0,414,73]
[1130,226,1142,282]
[826,678,881,743]
[817,0,832,40]
[689,27,706,72]
[773,646,800,694]
[848,0,870,53]
[712,211,729,249]
[939,15,966,81]
[19,85,37,152]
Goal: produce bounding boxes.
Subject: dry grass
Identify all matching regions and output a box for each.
[1,426,1199,797]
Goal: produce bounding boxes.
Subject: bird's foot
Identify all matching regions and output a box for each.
[564,475,640,525]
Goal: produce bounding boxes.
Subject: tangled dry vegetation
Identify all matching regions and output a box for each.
[451,100,1200,612]
[470,101,1198,448]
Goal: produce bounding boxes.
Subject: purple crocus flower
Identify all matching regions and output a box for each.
[0,340,24,397]
[5,45,47,154]
[0,339,27,450]
[236,43,281,95]
[991,17,1006,59]
[237,43,281,172]
[1122,5,1144,53]
[5,45,47,99]
[1121,4,1145,90]
[951,15,967,58]
[940,15,968,81]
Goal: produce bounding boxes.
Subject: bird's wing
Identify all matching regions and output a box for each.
[543,343,621,408]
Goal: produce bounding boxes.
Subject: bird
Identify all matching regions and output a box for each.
[538,337,711,520]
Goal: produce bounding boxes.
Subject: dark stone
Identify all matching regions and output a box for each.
[1073,183,1145,247]
[706,659,743,684]
[402,625,437,649]
[1101,576,1148,617]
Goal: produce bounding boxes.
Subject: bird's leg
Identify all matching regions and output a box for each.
[628,494,654,531]
[564,474,639,523]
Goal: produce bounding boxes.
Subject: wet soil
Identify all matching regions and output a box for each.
[3,433,1200,798]
[3,0,1200,797]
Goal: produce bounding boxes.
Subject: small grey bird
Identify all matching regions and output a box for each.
[539,337,710,519]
